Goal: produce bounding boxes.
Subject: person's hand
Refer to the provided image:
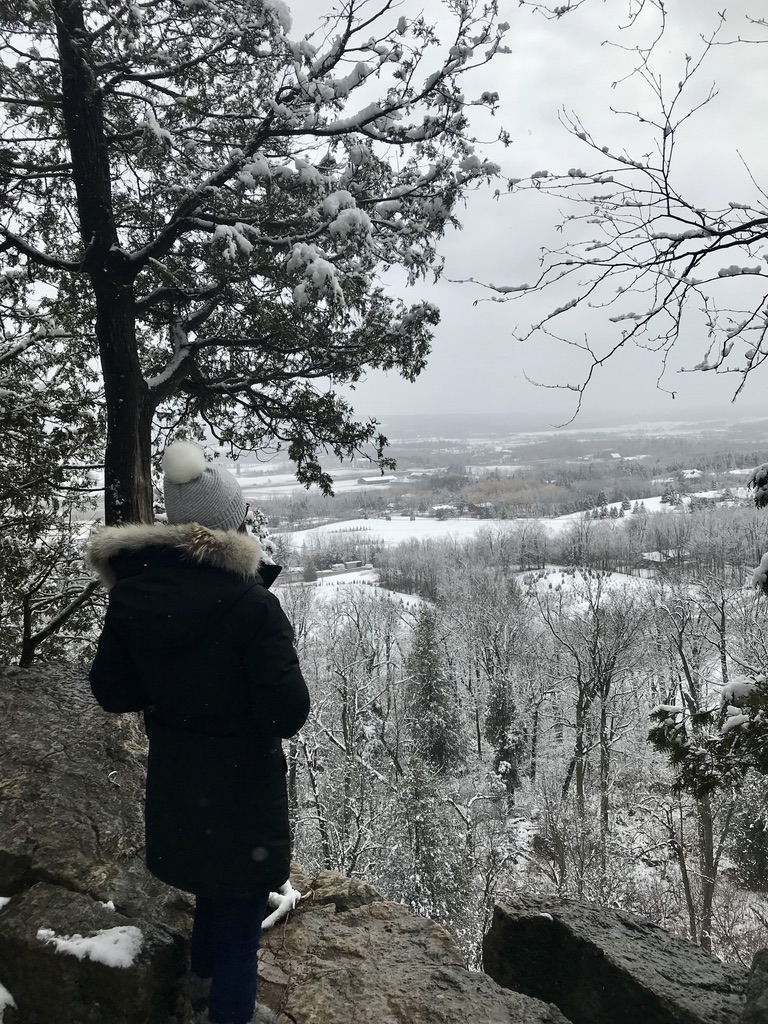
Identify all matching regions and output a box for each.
[261,880,302,930]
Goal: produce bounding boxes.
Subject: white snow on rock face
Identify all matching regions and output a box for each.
[35,925,143,969]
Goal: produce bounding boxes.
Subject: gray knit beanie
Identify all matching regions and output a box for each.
[162,441,247,532]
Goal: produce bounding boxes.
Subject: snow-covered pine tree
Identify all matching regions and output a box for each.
[406,605,464,775]
[302,557,318,584]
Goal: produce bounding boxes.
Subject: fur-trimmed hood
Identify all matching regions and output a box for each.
[86,522,264,590]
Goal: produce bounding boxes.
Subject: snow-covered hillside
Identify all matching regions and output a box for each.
[276,488,748,549]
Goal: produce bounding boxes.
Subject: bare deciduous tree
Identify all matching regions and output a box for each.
[463,2,768,415]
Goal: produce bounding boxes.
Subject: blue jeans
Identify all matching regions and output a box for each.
[190,894,270,1024]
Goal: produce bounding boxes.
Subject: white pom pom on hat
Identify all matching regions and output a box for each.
[162,440,207,485]
[162,440,247,532]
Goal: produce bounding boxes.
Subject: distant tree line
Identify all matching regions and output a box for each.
[260,453,760,534]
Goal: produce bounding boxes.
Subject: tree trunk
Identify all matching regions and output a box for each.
[573,686,588,816]
[474,662,483,758]
[697,794,716,953]
[55,0,152,524]
[561,753,576,803]
[287,736,299,843]
[299,735,333,870]
[19,581,100,667]
[675,839,699,945]
[575,729,586,818]
[530,705,539,783]
[599,700,610,875]
[340,679,354,869]
[561,706,587,812]
[96,281,154,524]
[19,597,33,669]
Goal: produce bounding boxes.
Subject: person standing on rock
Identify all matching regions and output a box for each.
[86,440,310,1024]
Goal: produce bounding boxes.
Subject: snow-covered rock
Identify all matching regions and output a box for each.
[0,883,181,1023]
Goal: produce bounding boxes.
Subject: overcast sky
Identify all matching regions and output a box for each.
[285,0,768,427]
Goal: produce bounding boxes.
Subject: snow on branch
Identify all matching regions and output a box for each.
[0,334,40,368]
[0,230,82,272]
[145,323,191,391]
[287,243,345,307]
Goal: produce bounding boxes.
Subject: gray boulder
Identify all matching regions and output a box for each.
[304,868,383,912]
[0,664,190,934]
[0,882,183,1024]
[742,948,768,1024]
[483,897,747,1024]
[259,872,570,1024]
[0,663,192,1023]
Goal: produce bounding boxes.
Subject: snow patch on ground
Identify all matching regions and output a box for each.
[521,567,653,610]
[310,568,378,586]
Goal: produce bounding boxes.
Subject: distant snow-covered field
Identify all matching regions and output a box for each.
[280,515,516,546]
[276,489,747,549]
[237,469,399,500]
[522,567,656,611]
[276,568,422,608]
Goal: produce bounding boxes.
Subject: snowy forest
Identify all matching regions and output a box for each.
[2,0,768,992]
[272,496,768,969]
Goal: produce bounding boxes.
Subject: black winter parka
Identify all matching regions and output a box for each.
[86,522,310,899]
